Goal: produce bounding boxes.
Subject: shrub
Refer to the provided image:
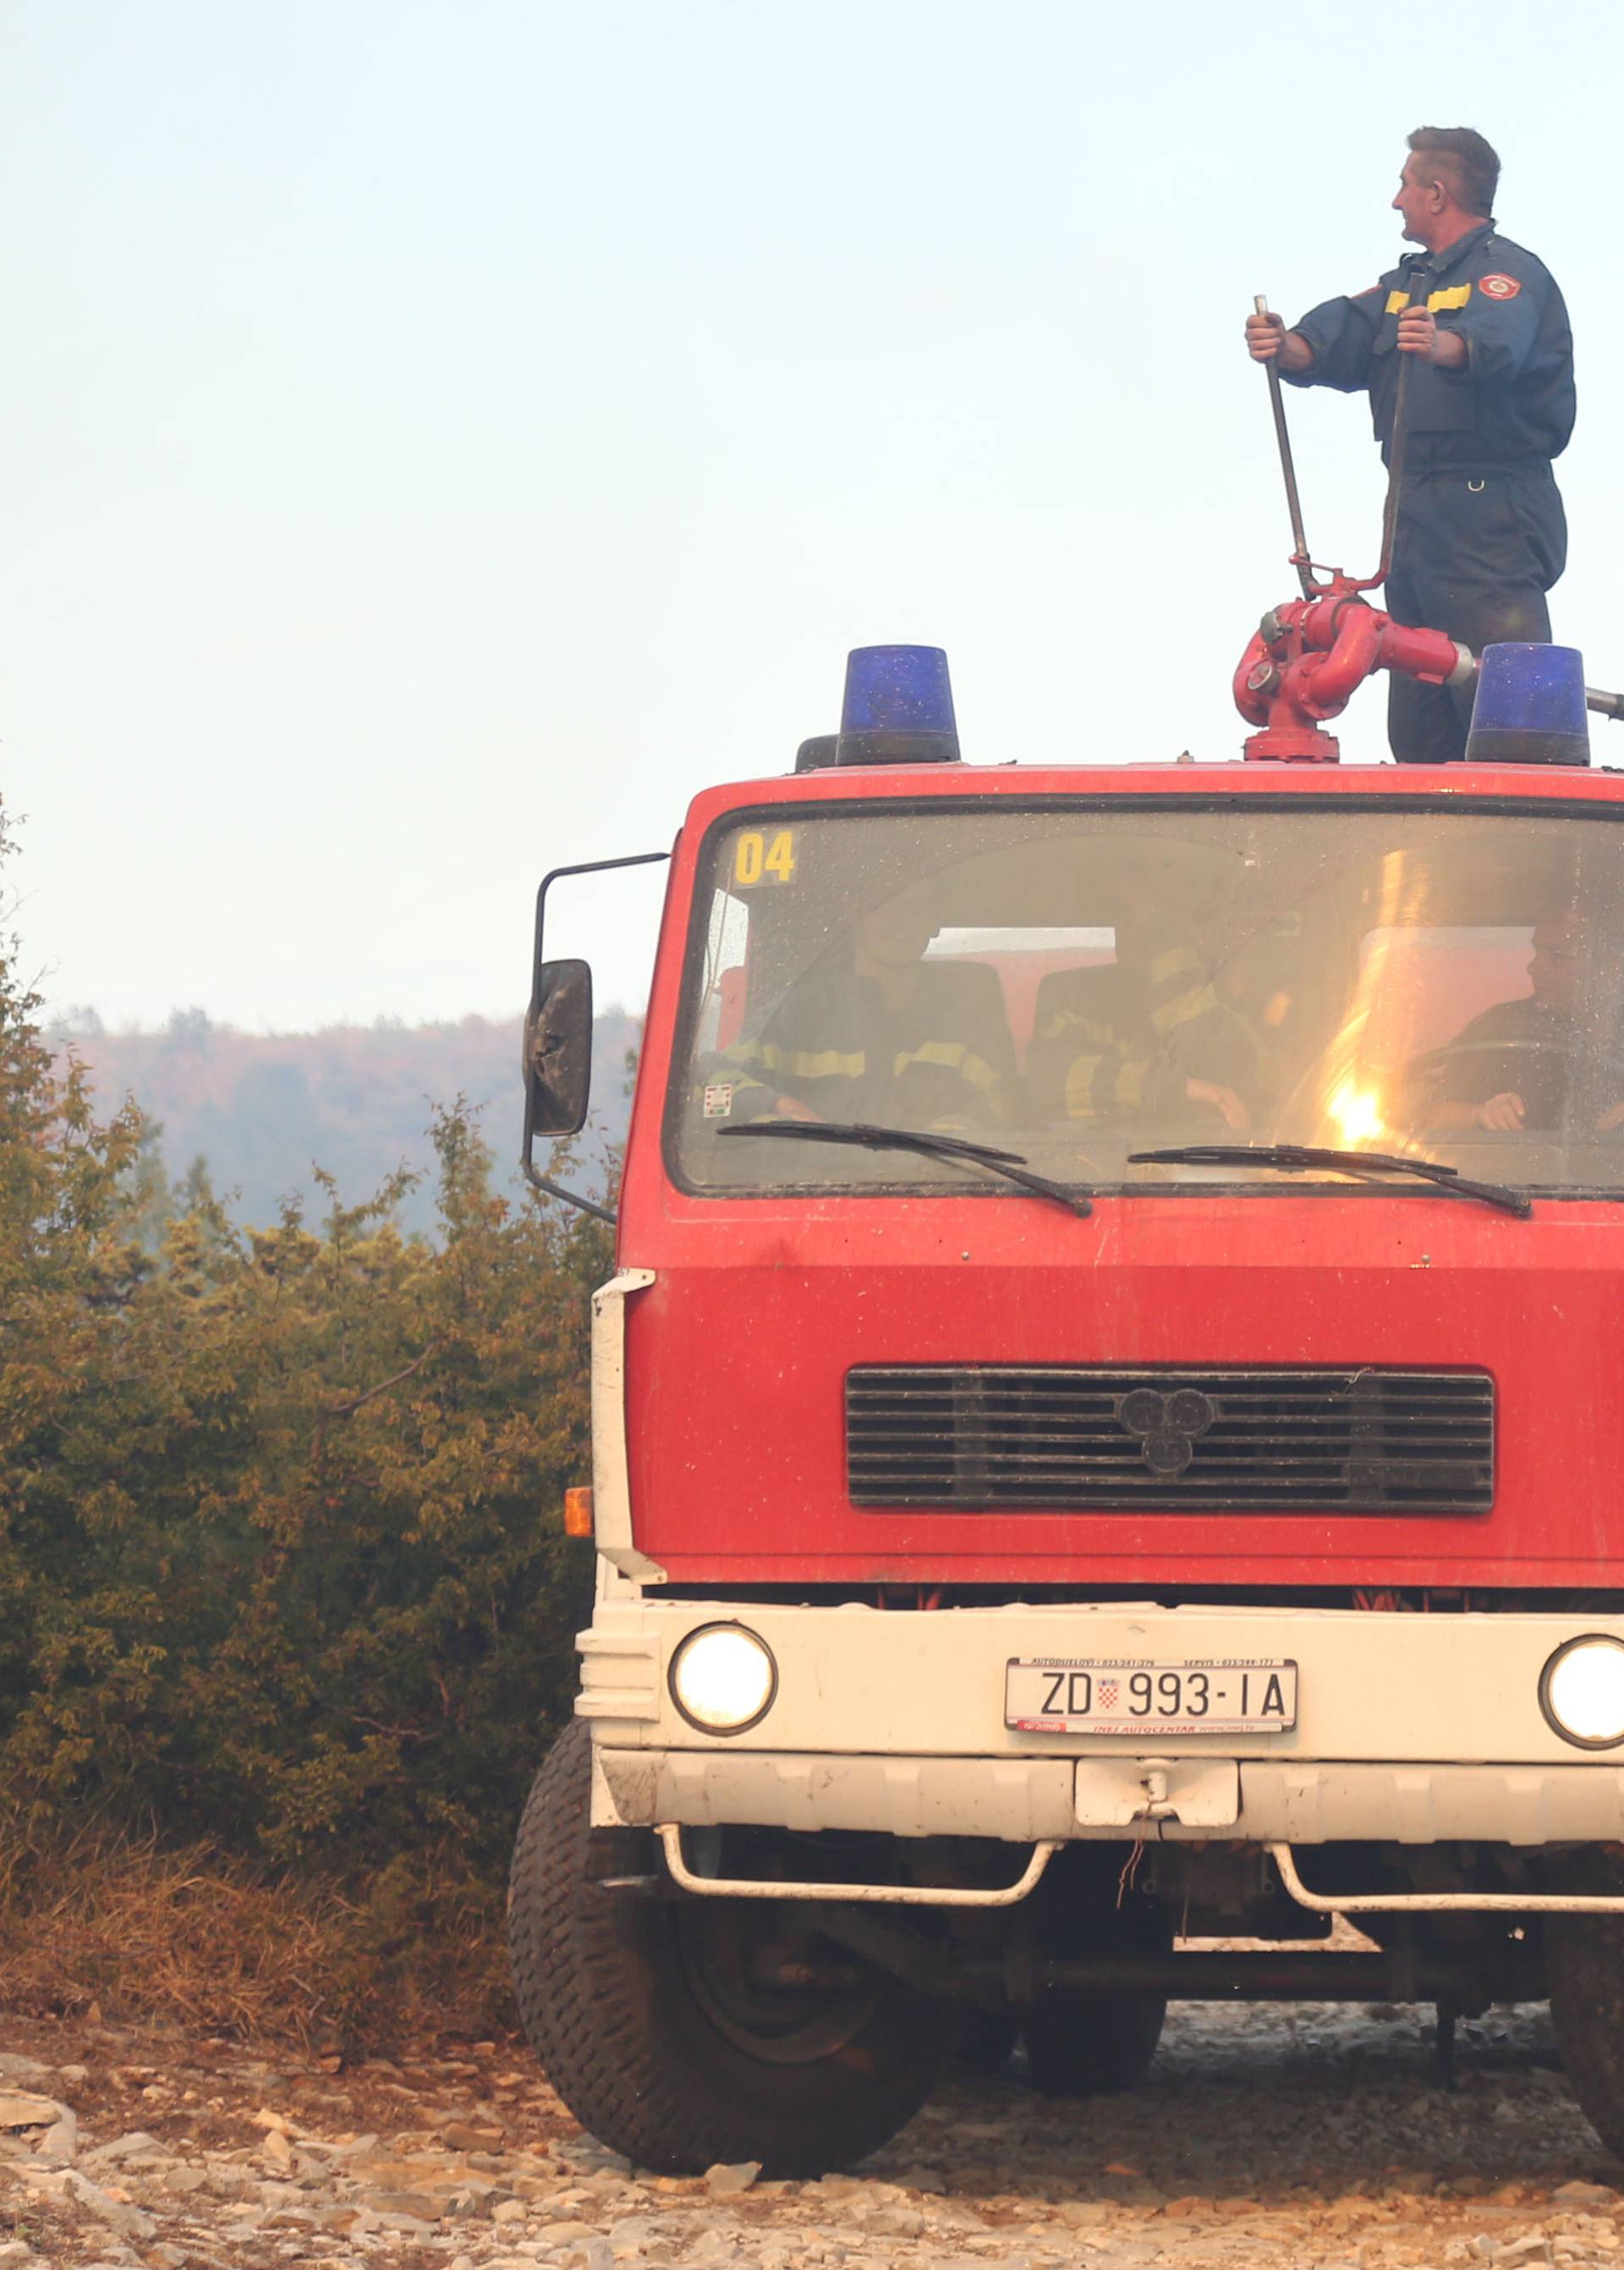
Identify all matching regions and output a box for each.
[0,816,609,2031]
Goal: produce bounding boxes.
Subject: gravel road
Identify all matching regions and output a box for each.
[3,1995,1621,2268]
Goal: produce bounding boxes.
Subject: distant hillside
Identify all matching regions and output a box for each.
[52,1005,641,1236]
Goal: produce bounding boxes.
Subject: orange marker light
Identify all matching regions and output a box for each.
[563,1487,595,1539]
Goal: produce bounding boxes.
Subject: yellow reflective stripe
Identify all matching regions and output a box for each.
[759,1043,866,1080]
[961,1049,1000,1096]
[1147,944,1202,987]
[1037,1009,1115,1047]
[1385,284,1472,316]
[1062,1053,1108,1119]
[1062,1047,1148,1119]
[894,1039,1000,1095]
[731,1036,1004,1093]
[1150,981,1220,1037]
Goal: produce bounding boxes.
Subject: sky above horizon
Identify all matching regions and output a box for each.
[5,0,1624,1031]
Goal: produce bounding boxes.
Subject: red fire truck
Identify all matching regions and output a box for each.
[507,635,1624,2178]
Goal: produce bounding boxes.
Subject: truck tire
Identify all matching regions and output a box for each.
[1021,1850,1170,2098]
[1547,1914,1624,2161]
[1023,1985,1166,2097]
[951,2005,1021,2076]
[508,1723,942,2175]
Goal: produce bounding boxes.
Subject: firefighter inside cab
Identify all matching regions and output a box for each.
[1243,126,1574,766]
[1406,910,1624,1136]
[709,877,1018,1132]
[707,871,1263,1140]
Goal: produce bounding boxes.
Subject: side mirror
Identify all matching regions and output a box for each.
[519,846,668,1221]
[524,959,594,1139]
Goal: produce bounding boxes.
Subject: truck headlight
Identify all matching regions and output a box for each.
[1540,1635,1624,1749]
[669,1624,777,1734]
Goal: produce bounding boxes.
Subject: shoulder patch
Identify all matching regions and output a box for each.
[1479,272,1522,300]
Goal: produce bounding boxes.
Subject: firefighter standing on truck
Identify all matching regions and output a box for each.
[1244,128,1574,766]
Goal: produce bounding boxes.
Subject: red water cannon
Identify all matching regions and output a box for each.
[1233,595,1473,762]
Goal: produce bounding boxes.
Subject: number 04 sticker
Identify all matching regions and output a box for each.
[733,828,797,887]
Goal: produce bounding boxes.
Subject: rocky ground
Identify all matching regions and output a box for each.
[3,1997,1621,2269]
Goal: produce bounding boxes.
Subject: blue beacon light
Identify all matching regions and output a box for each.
[836,646,960,767]
[1465,642,1591,767]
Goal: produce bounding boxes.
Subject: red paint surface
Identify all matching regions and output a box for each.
[616,763,1624,1591]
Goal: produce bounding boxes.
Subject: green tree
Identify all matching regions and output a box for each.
[0,795,609,1991]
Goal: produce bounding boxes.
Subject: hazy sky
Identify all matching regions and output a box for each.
[5,0,1623,1029]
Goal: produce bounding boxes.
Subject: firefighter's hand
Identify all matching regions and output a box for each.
[1474,1091,1525,1132]
[1186,1077,1250,1131]
[1396,307,1467,368]
[1597,1101,1624,1135]
[770,1096,820,1122]
[1244,314,1312,372]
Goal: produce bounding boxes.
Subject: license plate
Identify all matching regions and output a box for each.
[1006,1657,1298,1735]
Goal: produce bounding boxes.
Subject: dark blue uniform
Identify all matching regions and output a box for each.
[1284,223,1574,763]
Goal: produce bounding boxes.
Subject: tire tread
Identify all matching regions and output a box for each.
[508,1723,939,2174]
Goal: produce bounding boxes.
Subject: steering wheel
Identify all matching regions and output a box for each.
[1407,1036,1624,1137]
[1255,1034,1624,1149]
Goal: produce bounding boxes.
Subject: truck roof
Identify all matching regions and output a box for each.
[681,759,1624,834]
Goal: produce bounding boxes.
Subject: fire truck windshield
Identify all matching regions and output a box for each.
[670,800,1624,1201]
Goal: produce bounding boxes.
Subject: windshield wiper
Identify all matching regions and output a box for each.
[1127,1142,1531,1220]
[718,1119,1091,1217]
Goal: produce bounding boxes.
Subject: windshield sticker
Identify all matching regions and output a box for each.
[733,828,798,887]
[702,1082,736,1119]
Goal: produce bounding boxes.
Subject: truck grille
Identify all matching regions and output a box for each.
[845,1366,1494,1514]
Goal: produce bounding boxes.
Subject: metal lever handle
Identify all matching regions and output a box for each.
[1374,315,1414,587]
[1254,296,1314,600]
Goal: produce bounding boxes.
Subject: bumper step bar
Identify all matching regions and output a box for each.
[1270,1839,1624,1915]
[654,1825,1624,1917]
[656,1824,1061,1906]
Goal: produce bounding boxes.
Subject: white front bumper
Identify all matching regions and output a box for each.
[593,1745,1624,1844]
[579,1593,1624,1844]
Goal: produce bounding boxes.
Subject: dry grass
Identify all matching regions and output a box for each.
[0,1822,515,2048]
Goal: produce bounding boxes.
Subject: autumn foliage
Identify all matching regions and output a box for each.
[0,822,609,2037]
[55,1003,639,1238]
